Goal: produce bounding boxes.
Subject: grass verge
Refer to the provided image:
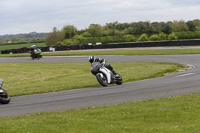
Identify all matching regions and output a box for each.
[1,48,200,57]
[0,62,185,96]
[0,43,45,51]
[1,93,200,132]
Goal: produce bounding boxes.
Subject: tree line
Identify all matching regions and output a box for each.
[0,32,48,44]
[45,19,200,46]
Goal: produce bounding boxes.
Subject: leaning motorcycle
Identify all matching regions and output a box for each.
[30,51,41,60]
[0,79,11,104]
[91,62,123,87]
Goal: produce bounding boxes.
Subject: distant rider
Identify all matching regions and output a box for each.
[88,55,119,76]
[30,45,42,58]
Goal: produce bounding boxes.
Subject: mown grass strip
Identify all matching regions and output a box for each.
[0,43,45,51]
[0,62,185,96]
[43,48,200,56]
[0,92,199,132]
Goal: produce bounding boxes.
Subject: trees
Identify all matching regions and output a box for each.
[87,24,103,37]
[150,22,162,34]
[81,32,92,37]
[0,33,48,43]
[123,27,135,35]
[137,34,149,42]
[123,35,136,42]
[45,27,63,46]
[61,25,77,39]
[161,22,172,34]
[133,21,151,34]
[193,19,200,27]
[43,19,200,46]
[168,33,178,40]
[186,21,196,31]
[170,20,189,32]
[105,21,119,29]
[158,32,167,40]
[149,35,160,41]
[72,35,86,44]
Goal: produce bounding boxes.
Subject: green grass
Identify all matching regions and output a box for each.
[0,59,192,133]
[1,48,200,57]
[0,43,45,51]
[1,93,200,133]
[0,62,185,96]
[42,48,200,56]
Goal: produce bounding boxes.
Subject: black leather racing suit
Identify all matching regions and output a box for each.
[93,58,117,75]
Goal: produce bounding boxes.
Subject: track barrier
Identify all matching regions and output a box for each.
[1,39,200,54]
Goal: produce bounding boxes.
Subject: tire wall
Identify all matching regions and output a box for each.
[1,39,200,54]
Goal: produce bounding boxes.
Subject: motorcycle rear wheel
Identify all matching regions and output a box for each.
[96,73,108,87]
[0,89,11,104]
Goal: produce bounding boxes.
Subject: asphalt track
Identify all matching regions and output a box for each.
[0,55,200,117]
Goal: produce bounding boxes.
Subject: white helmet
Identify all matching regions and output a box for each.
[88,55,95,63]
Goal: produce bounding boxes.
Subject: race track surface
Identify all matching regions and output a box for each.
[1,55,200,117]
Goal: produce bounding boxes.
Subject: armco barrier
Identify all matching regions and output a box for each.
[1,39,200,54]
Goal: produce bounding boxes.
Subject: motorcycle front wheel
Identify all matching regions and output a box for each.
[0,89,11,104]
[96,73,108,87]
[115,74,123,85]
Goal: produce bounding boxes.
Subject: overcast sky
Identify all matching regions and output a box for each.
[0,0,200,35]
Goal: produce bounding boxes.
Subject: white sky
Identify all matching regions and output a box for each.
[0,0,200,35]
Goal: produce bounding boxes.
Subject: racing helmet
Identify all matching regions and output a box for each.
[88,55,95,63]
[31,45,36,48]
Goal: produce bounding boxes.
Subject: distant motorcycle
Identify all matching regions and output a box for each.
[29,46,42,60]
[30,52,40,60]
[91,62,123,87]
[0,79,10,104]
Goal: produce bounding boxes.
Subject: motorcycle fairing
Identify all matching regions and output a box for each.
[99,67,111,83]
[0,79,3,88]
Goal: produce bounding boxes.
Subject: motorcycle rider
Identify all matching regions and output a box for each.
[88,55,119,76]
[30,45,37,53]
[37,48,42,58]
[30,45,42,58]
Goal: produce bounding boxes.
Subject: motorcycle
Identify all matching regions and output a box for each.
[0,79,11,104]
[30,51,41,60]
[91,62,123,87]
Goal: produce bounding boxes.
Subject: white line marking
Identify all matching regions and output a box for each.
[175,73,195,78]
[186,64,196,70]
